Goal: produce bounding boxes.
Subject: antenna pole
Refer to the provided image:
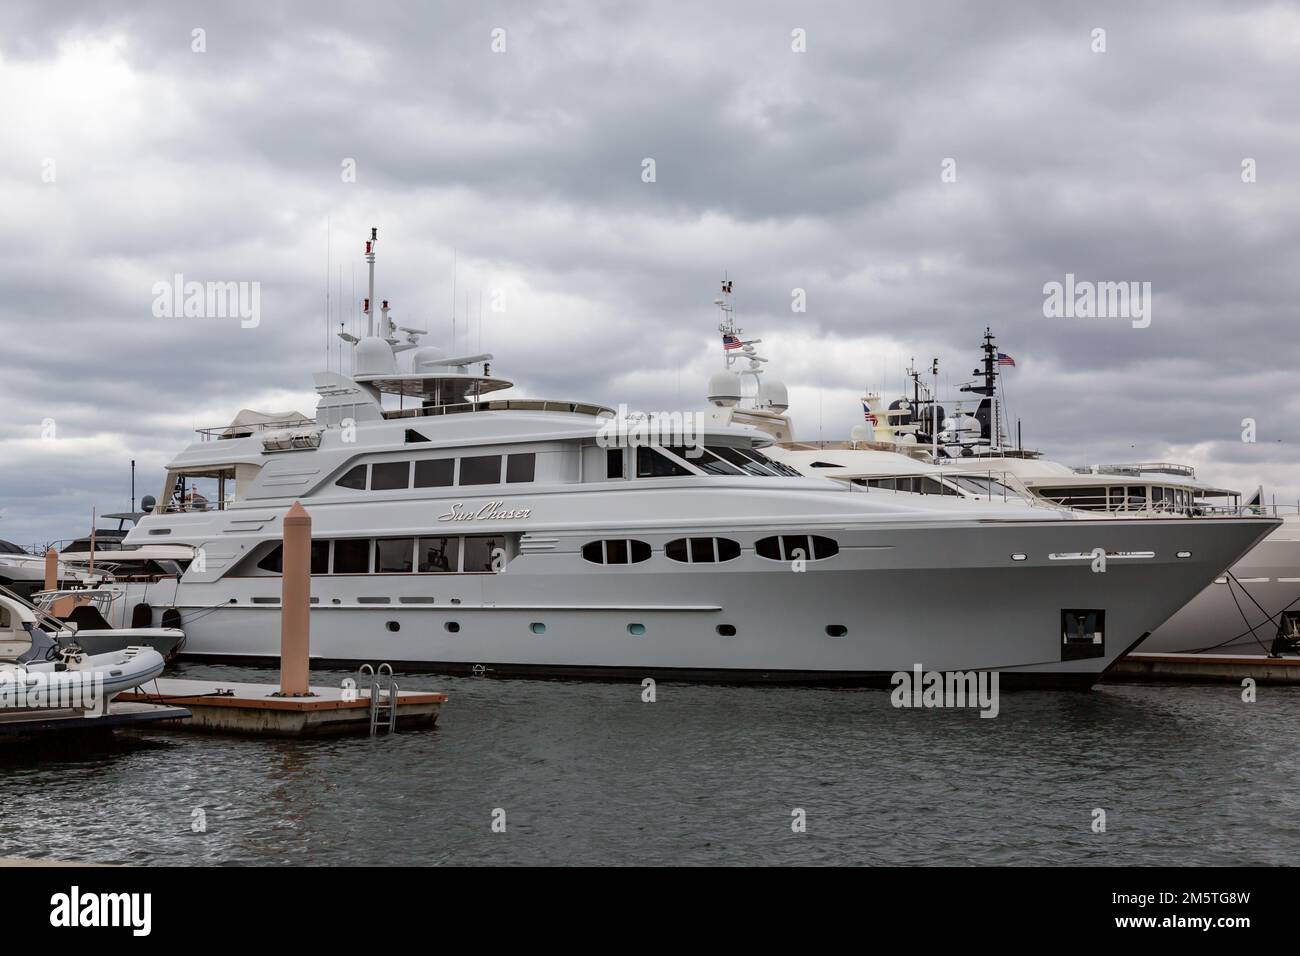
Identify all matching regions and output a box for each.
[365,227,378,337]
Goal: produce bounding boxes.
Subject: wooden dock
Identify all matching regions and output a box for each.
[116,678,447,736]
[1108,652,1300,685]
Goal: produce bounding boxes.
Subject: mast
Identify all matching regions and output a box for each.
[365,227,378,337]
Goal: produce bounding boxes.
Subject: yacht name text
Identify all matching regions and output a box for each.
[438,501,532,522]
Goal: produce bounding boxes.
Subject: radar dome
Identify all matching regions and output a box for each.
[756,379,789,412]
[410,345,447,374]
[708,370,742,407]
[355,336,397,377]
[140,495,156,513]
[849,425,870,444]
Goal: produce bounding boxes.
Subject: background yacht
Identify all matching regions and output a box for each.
[797,327,1300,657]
[100,234,1278,685]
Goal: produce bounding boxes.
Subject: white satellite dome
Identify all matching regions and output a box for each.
[850,425,871,444]
[410,345,447,374]
[896,432,917,445]
[756,378,789,412]
[708,370,742,407]
[354,336,397,377]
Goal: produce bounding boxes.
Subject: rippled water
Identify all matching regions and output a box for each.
[2,663,1297,866]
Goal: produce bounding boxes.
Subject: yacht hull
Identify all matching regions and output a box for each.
[124,516,1274,687]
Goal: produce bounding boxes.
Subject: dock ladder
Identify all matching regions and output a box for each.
[358,663,399,736]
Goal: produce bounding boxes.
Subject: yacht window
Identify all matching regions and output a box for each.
[664,537,742,564]
[311,540,330,575]
[336,464,367,490]
[636,446,692,478]
[506,453,535,484]
[581,541,604,563]
[415,459,455,488]
[333,538,371,574]
[737,448,802,477]
[680,447,744,476]
[1038,486,1107,511]
[1126,486,1148,510]
[581,539,652,565]
[460,455,502,486]
[462,535,501,572]
[607,448,624,479]
[708,445,777,476]
[950,475,1018,499]
[372,461,411,491]
[754,534,839,562]
[691,538,716,562]
[605,539,629,564]
[0,540,23,554]
[418,536,457,573]
[375,537,415,573]
[257,545,283,573]
[405,429,430,443]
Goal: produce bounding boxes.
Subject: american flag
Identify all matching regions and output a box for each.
[862,402,878,425]
[997,352,1016,367]
[722,333,744,350]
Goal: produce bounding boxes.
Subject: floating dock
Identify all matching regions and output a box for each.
[117,678,447,736]
[0,701,191,742]
[1108,652,1300,685]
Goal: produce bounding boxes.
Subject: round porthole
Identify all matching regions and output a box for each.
[1176,551,1192,559]
[386,621,400,632]
[530,622,546,634]
[445,621,460,633]
[1011,553,1027,562]
[627,623,646,636]
[825,625,848,638]
[716,624,737,637]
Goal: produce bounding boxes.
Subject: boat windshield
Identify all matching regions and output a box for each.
[0,540,26,555]
[948,475,1021,499]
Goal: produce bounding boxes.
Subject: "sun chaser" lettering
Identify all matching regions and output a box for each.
[438,501,532,522]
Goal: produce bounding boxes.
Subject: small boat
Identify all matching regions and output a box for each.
[30,587,186,661]
[1,591,166,710]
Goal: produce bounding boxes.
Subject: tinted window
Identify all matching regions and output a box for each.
[636,446,692,478]
[755,534,837,562]
[418,536,457,573]
[709,446,775,476]
[717,538,741,561]
[606,539,629,564]
[607,448,624,478]
[582,541,604,563]
[336,464,367,489]
[311,540,330,575]
[257,544,282,573]
[371,461,410,490]
[684,448,744,476]
[0,540,24,554]
[460,455,502,485]
[462,534,501,572]
[333,538,371,573]
[630,540,651,562]
[414,459,454,488]
[665,538,689,562]
[506,453,535,484]
[690,538,715,563]
[375,537,414,572]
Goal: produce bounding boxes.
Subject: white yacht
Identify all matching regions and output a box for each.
[798,328,1300,657]
[103,233,1277,685]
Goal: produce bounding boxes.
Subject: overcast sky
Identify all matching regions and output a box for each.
[2,0,1299,545]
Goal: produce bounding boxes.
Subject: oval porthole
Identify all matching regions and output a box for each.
[1176,551,1192,559]
[386,621,400,632]
[825,624,848,638]
[627,623,646,636]
[530,622,546,634]
[716,624,737,637]
[1011,553,1027,562]
[445,621,460,633]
